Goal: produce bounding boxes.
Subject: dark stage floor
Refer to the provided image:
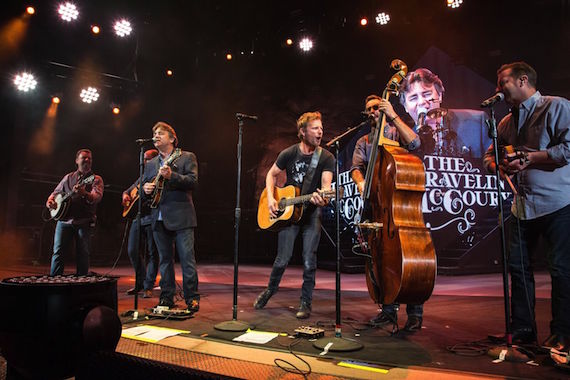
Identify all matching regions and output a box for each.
[0,263,566,379]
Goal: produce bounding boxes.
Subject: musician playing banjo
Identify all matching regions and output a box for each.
[253,111,335,319]
[45,148,104,276]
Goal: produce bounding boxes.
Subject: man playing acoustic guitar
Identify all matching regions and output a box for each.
[122,149,159,298]
[46,148,104,276]
[254,111,335,319]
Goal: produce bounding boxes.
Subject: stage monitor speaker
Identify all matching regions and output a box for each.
[0,274,120,380]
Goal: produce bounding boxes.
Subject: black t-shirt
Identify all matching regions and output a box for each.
[275,144,335,193]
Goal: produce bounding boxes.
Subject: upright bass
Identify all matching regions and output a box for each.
[360,59,436,305]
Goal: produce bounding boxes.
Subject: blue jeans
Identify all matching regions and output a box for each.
[153,222,199,305]
[509,203,570,336]
[127,219,158,291]
[267,209,321,304]
[50,221,92,276]
[382,303,423,317]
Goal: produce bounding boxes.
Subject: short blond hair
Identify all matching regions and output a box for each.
[296,111,322,140]
[152,121,178,147]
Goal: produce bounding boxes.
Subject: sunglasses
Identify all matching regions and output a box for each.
[366,104,380,112]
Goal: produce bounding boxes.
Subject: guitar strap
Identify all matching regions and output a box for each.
[300,146,322,196]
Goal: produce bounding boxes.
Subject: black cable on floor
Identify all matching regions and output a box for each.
[274,336,312,379]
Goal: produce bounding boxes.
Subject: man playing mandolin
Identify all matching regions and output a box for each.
[254,111,335,319]
[142,122,200,312]
[46,148,104,276]
[484,62,570,350]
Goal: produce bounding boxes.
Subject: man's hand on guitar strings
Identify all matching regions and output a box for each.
[268,196,278,218]
[310,189,328,207]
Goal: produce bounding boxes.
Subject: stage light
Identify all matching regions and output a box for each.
[375,12,390,25]
[166,69,173,76]
[91,25,100,34]
[360,18,368,26]
[113,19,132,37]
[52,96,60,104]
[112,107,120,115]
[286,38,293,46]
[299,37,313,52]
[58,3,79,22]
[79,87,99,103]
[447,0,463,8]
[14,73,37,92]
[226,53,232,60]
[26,6,35,15]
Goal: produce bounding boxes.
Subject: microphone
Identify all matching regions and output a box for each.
[135,137,157,144]
[236,113,258,121]
[480,92,505,108]
[417,106,428,126]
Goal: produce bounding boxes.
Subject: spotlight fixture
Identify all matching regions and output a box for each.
[447,0,463,8]
[166,69,173,76]
[286,38,293,46]
[112,107,120,115]
[375,12,390,25]
[226,53,232,60]
[360,18,368,26]
[52,96,61,104]
[299,37,313,52]
[26,6,35,15]
[14,73,37,92]
[91,25,100,34]
[58,2,79,22]
[113,19,132,37]
[79,87,99,103]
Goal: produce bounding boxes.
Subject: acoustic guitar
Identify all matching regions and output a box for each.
[49,174,95,221]
[257,185,339,231]
[122,184,140,218]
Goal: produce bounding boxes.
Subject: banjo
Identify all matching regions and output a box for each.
[49,174,95,220]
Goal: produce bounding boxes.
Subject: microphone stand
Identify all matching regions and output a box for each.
[123,143,146,320]
[214,115,252,332]
[485,107,531,362]
[314,123,365,352]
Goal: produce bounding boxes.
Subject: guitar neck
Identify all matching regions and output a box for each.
[280,191,334,207]
[281,194,314,207]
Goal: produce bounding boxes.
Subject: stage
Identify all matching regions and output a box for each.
[0,263,565,379]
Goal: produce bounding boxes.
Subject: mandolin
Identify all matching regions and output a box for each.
[150,148,182,208]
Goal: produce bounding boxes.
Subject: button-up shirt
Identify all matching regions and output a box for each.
[484,91,570,219]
